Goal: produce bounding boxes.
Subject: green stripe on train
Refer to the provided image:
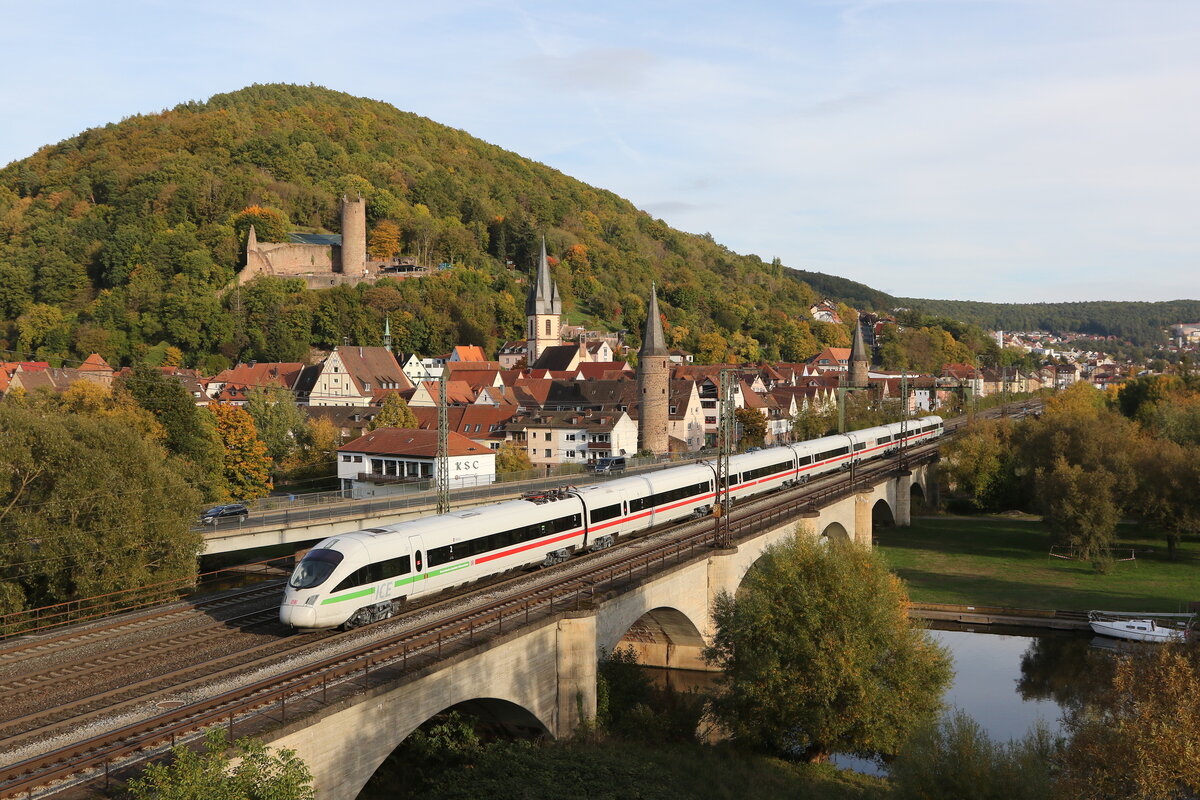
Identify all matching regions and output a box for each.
[319,587,375,605]
[323,561,475,604]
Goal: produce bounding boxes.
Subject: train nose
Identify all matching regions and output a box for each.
[280,602,317,629]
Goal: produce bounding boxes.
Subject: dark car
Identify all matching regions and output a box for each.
[201,503,250,525]
[589,456,627,473]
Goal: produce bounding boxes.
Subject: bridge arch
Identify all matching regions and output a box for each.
[348,695,551,798]
[820,521,851,542]
[872,498,895,528]
[605,605,710,671]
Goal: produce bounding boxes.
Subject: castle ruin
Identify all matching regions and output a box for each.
[239,195,373,288]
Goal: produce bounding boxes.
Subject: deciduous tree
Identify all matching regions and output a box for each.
[0,402,201,617]
[368,220,402,260]
[1057,644,1200,800]
[704,531,951,761]
[495,440,532,474]
[210,402,273,501]
[245,384,306,465]
[368,393,418,431]
[128,729,314,800]
[735,408,767,450]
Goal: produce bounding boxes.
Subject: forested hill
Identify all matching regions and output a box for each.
[899,298,1200,346]
[0,83,855,370]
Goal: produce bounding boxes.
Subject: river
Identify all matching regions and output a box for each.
[650,622,1116,776]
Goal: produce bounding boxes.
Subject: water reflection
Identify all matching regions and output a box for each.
[646,625,1137,778]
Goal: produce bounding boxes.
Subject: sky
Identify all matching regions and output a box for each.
[2,0,1197,303]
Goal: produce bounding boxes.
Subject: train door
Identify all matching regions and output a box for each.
[408,535,426,595]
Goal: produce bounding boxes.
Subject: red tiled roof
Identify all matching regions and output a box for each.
[338,428,490,457]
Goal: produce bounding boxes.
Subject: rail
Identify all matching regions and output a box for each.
[0,446,939,797]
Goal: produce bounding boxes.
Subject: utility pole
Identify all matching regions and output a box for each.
[436,371,450,514]
[900,369,908,470]
[715,368,736,548]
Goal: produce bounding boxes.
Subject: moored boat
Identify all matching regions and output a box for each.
[1087,611,1193,643]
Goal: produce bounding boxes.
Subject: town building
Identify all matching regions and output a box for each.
[337,428,496,498]
[309,346,414,407]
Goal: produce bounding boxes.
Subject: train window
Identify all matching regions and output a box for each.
[372,556,411,582]
[414,550,422,571]
[289,548,344,589]
[590,504,621,524]
[854,442,866,452]
[797,454,812,466]
[877,435,891,445]
[332,566,372,593]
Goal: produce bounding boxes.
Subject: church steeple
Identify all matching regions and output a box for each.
[526,237,562,317]
[383,314,393,353]
[526,237,563,362]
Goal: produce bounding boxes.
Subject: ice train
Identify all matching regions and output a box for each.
[280,416,943,629]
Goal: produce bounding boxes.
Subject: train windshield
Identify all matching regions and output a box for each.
[289,548,344,589]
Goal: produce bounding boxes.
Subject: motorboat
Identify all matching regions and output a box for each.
[1087,611,1192,643]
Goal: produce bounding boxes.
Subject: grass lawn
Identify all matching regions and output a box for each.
[876,516,1200,612]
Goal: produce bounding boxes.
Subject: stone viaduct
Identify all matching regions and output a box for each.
[260,463,937,799]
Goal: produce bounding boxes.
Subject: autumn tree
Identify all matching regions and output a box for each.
[1057,643,1200,800]
[0,401,202,617]
[210,402,273,501]
[118,365,227,501]
[790,402,835,441]
[495,440,532,474]
[244,384,306,465]
[735,407,767,450]
[281,417,342,488]
[368,220,403,260]
[128,729,313,800]
[232,205,289,243]
[704,531,952,761]
[368,393,418,430]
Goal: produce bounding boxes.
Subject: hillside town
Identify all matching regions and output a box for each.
[4,240,1193,503]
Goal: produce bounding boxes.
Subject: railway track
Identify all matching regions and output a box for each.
[0,402,1038,797]
[0,443,942,798]
[0,583,285,667]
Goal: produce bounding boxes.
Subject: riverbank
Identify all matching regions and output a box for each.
[876,516,1199,612]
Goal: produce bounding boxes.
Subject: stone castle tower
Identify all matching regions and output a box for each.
[340,194,367,277]
[848,312,869,389]
[638,283,670,455]
[525,237,562,362]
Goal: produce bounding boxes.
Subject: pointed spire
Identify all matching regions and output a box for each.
[246,224,258,251]
[849,311,869,388]
[639,282,669,357]
[526,236,562,316]
[383,314,393,353]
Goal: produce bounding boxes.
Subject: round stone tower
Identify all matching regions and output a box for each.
[848,311,869,389]
[638,283,670,455]
[340,194,367,276]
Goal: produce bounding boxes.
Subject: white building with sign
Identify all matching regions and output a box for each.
[337,428,496,498]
